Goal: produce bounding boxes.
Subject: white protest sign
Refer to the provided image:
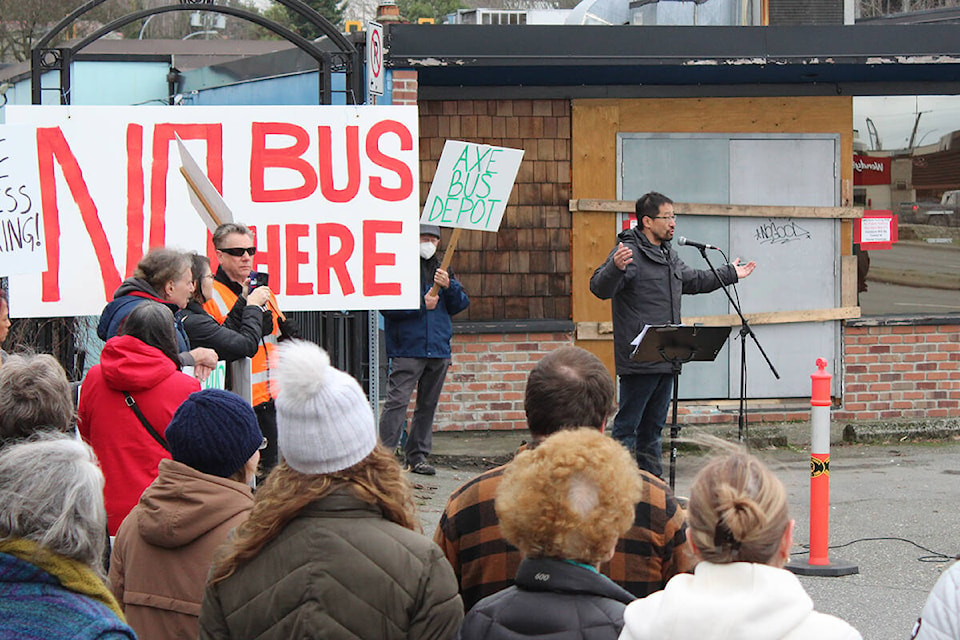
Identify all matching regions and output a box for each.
[420,140,523,232]
[0,125,47,276]
[5,105,421,317]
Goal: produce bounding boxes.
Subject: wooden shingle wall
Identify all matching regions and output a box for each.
[419,99,573,322]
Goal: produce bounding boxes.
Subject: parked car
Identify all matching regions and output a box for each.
[899,191,960,226]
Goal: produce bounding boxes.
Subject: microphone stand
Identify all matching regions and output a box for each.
[697,247,779,443]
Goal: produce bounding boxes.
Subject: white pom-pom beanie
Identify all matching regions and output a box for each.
[273,340,377,474]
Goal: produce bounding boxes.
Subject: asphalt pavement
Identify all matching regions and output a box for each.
[411,427,960,640]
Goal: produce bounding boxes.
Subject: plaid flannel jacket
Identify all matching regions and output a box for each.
[434,462,695,611]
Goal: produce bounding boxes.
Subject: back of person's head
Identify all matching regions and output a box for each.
[635,192,673,226]
[0,434,107,577]
[165,389,263,481]
[212,223,254,248]
[118,301,181,368]
[209,339,415,585]
[524,346,615,438]
[0,353,74,445]
[134,248,190,295]
[496,428,641,566]
[687,447,789,565]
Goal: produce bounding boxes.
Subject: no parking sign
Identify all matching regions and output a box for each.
[367,21,384,100]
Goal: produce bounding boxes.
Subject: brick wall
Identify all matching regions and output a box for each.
[426,321,960,432]
[391,70,418,105]
[833,322,960,421]
[435,331,573,431]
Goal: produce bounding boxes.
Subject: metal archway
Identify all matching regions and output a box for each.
[31,0,362,105]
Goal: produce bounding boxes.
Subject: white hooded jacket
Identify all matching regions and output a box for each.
[618,561,861,640]
[912,562,960,640]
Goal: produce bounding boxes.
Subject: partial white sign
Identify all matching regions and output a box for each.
[421,140,523,232]
[0,125,47,276]
[5,105,421,317]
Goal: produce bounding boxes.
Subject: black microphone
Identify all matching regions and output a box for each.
[677,236,720,251]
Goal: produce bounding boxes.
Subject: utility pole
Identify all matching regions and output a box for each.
[907,111,929,149]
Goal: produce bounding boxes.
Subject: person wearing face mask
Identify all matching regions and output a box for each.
[378,224,470,476]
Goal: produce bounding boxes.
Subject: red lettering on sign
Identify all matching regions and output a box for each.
[316,223,355,295]
[248,224,283,294]
[318,126,361,203]
[367,120,414,202]
[285,224,312,295]
[150,124,223,247]
[250,123,317,203]
[125,124,145,277]
[363,219,401,296]
[36,127,122,302]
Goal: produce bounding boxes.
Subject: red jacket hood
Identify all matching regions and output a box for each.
[100,335,180,392]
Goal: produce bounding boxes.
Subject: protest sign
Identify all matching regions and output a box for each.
[0,125,47,276]
[4,105,421,317]
[420,141,523,232]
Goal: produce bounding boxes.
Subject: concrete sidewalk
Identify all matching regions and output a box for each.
[430,417,960,468]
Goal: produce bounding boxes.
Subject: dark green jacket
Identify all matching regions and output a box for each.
[199,490,463,640]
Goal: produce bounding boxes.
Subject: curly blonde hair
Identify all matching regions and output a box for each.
[687,448,789,565]
[495,428,641,566]
[209,446,418,584]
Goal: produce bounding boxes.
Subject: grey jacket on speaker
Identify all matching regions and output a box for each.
[590,226,737,376]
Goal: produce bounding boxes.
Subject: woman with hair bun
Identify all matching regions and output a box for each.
[619,448,861,640]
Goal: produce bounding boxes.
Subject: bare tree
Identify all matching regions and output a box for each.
[0,0,88,63]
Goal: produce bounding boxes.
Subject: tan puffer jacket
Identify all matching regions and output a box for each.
[198,489,463,640]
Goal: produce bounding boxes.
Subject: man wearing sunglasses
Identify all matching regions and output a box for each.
[590,192,756,479]
[203,223,299,475]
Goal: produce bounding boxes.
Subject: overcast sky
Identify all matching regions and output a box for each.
[853,95,960,152]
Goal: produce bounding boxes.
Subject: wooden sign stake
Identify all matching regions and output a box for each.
[427,227,463,297]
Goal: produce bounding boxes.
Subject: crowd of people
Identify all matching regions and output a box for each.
[0,212,954,639]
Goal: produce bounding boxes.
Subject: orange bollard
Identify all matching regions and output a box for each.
[787,358,858,577]
[808,358,832,566]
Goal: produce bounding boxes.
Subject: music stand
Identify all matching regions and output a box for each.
[631,324,731,490]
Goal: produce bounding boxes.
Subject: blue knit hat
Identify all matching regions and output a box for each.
[165,389,263,478]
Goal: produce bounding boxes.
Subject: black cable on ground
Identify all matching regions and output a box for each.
[791,536,958,563]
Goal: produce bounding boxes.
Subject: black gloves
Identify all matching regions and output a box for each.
[260,309,274,337]
[278,316,300,342]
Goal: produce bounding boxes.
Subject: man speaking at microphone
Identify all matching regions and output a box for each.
[590,192,756,478]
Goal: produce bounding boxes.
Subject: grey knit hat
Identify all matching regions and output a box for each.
[274,340,377,474]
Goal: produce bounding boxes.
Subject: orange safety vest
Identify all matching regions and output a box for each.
[203,281,278,407]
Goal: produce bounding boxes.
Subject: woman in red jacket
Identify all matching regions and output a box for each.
[79,301,201,535]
